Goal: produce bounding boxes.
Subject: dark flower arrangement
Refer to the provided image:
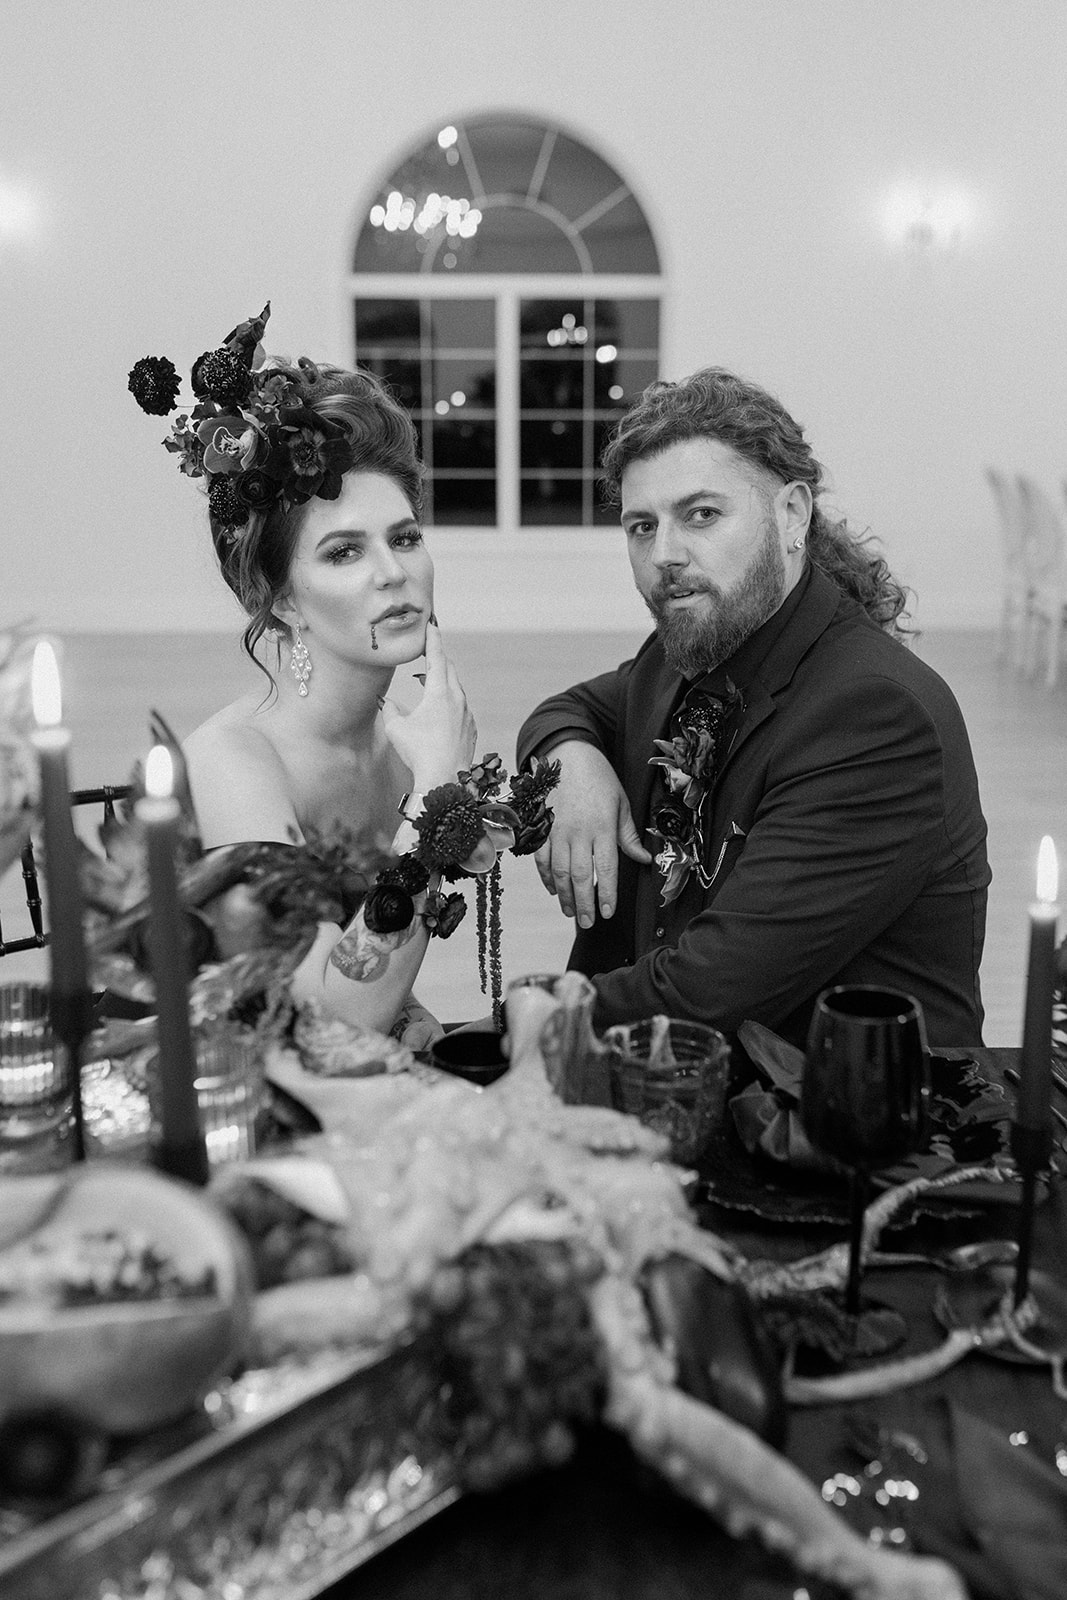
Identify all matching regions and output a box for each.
[368,753,561,1024]
[128,303,352,536]
[647,679,743,905]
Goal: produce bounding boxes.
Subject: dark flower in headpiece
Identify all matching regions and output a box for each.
[128,356,181,416]
[235,468,283,514]
[413,783,485,870]
[208,475,249,532]
[193,348,254,408]
[277,416,348,501]
[196,414,260,476]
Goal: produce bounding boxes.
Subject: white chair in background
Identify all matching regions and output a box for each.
[1016,475,1067,688]
[985,468,1031,667]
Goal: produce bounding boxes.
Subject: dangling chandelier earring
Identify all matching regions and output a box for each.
[289,626,312,696]
[371,623,378,651]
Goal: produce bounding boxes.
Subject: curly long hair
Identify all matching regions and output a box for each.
[209,359,424,682]
[600,368,911,634]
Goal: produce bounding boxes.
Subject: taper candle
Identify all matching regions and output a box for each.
[1016,836,1059,1134]
[30,641,89,1159]
[137,745,209,1186]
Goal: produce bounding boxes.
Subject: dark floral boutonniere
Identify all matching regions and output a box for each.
[648,678,742,904]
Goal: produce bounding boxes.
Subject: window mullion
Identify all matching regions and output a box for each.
[497,287,520,532]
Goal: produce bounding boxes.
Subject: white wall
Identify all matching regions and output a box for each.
[4,0,1065,634]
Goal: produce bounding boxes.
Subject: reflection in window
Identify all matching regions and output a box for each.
[355,297,497,525]
[351,116,661,526]
[354,115,660,277]
[519,299,659,526]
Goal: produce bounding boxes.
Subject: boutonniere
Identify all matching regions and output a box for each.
[648,677,742,904]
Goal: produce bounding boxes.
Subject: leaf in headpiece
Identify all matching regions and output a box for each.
[222,301,271,368]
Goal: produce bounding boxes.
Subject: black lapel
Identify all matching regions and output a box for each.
[713,569,843,785]
[623,639,685,839]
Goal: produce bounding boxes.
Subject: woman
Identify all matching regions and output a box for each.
[130,307,476,1046]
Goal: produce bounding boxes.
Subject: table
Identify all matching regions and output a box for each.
[324,1049,1066,1600]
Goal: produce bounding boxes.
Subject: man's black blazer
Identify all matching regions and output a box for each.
[517,569,990,1049]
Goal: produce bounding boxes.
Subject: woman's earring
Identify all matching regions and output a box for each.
[371,623,378,651]
[290,626,312,696]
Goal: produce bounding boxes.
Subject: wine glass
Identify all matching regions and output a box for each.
[801,985,931,1316]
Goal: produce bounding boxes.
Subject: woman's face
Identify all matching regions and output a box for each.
[278,471,434,667]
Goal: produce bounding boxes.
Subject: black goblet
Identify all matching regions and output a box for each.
[801,985,931,1316]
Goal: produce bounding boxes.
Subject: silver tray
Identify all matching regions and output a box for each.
[0,1334,461,1600]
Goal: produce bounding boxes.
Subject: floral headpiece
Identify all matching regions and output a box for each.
[128,303,350,538]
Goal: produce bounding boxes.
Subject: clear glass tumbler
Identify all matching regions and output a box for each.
[604,1017,731,1164]
[147,1027,265,1169]
[0,983,73,1172]
[192,1029,265,1167]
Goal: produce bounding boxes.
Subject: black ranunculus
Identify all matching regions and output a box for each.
[651,799,690,842]
[235,468,282,513]
[363,883,415,935]
[128,356,181,416]
[208,475,249,531]
[195,348,253,408]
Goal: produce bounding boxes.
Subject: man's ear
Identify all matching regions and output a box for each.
[779,480,813,543]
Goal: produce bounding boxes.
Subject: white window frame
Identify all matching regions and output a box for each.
[348,272,663,534]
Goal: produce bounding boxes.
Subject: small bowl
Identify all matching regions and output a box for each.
[429,1030,509,1087]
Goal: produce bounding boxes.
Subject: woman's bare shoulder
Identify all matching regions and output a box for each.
[183,700,300,845]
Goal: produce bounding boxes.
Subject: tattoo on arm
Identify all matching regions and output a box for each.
[329,915,418,983]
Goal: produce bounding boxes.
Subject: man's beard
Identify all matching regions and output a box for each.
[647,519,787,678]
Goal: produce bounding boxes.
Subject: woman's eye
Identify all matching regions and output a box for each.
[324,541,361,563]
[392,528,424,549]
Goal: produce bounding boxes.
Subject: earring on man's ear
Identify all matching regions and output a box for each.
[289,625,312,696]
[792,538,805,551]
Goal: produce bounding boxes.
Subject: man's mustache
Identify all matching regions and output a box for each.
[649,579,722,608]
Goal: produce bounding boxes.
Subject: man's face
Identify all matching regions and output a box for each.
[621,437,801,677]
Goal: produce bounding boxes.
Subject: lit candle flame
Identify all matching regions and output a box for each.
[30,641,62,728]
[144,744,174,800]
[1036,835,1059,905]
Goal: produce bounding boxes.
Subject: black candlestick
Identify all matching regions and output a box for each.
[1010,1120,1054,1306]
[49,989,92,1163]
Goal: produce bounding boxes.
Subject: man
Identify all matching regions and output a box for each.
[517,368,990,1048]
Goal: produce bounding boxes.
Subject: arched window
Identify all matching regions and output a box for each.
[350,115,662,529]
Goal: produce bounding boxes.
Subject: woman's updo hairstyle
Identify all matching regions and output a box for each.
[209,359,423,677]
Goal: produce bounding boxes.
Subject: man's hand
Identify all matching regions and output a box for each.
[534,741,651,927]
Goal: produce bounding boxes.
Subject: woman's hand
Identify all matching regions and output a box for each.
[391,997,445,1052]
[380,623,477,789]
